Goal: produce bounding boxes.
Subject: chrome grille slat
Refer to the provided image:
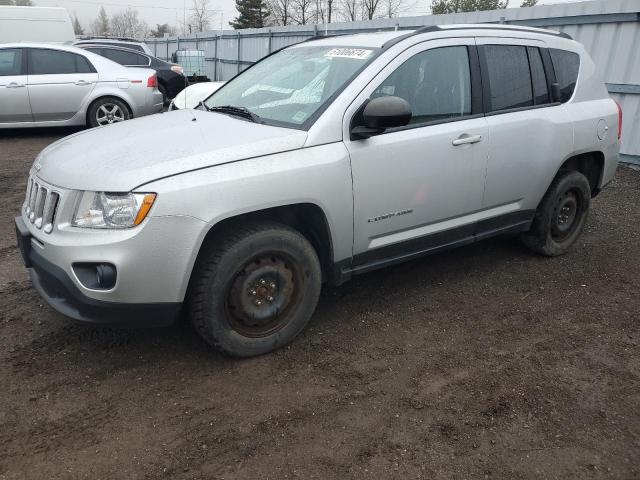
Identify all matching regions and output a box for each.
[24,176,61,234]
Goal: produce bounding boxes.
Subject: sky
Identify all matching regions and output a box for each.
[31,0,578,34]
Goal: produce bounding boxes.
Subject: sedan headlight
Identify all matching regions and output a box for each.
[72,192,156,229]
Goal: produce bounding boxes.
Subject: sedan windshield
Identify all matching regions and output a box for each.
[205,46,378,128]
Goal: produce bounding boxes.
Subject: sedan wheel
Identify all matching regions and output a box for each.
[96,103,126,126]
[88,97,131,128]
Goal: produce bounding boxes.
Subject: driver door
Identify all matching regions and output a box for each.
[344,38,489,267]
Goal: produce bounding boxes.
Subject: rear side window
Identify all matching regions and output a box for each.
[527,47,549,105]
[29,49,95,75]
[484,45,533,112]
[550,49,580,103]
[0,48,23,76]
[373,46,472,125]
[101,48,148,66]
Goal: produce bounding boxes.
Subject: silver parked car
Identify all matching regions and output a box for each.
[16,25,620,357]
[0,43,163,128]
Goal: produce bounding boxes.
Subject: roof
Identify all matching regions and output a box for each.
[0,42,91,54]
[296,23,571,49]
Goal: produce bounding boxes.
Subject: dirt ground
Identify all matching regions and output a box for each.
[0,128,639,480]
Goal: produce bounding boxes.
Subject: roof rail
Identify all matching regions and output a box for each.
[381,23,572,49]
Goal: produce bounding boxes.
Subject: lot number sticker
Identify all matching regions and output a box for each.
[325,48,373,59]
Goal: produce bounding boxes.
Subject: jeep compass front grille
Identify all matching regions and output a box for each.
[25,177,60,234]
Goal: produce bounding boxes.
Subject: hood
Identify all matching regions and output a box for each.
[35,109,307,191]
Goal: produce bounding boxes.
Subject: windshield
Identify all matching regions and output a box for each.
[205,46,378,128]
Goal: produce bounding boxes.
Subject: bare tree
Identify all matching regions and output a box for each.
[314,0,325,23]
[340,0,358,21]
[313,0,335,23]
[110,8,148,38]
[291,0,313,24]
[267,0,293,25]
[190,0,215,32]
[383,0,405,17]
[361,0,381,19]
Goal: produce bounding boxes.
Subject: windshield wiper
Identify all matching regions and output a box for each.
[207,105,262,123]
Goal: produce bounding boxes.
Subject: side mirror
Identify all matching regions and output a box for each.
[551,82,562,103]
[351,96,412,140]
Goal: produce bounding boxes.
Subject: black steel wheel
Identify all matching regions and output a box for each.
[522,170,591,256]
[189,221,322,357]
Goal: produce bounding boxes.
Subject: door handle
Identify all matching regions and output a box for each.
[452,134,482,146]
[6,82,25,88]
[75,80,91,86]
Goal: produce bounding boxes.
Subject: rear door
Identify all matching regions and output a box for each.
[476,38,573,215]
[0,48,32,123]
[27,48,98,122]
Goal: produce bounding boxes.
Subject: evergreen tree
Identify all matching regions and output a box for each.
[520,0,538,7]
[94,7,109,35]
[73,16,85,35]
[231,0,270,29]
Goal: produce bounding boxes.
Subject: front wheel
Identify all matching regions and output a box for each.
[521,170,591,256]
[189,222,322,357]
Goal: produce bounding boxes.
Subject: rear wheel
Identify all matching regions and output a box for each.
[189,222,322,357]
[88,97,130,128]
[521,170,591,256]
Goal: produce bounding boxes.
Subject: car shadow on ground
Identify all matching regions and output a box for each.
[6,234,531,380]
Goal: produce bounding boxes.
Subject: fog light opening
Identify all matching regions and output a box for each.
[73,263,117,290]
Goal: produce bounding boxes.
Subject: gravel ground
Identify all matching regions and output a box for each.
[0,128,639,480]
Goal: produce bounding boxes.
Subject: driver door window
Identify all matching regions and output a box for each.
[372,46,472,126]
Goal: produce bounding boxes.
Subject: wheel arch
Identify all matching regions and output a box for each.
[190,203,337,288]
[555,151,605,197]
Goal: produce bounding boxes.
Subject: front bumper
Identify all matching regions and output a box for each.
[15,212,205,327]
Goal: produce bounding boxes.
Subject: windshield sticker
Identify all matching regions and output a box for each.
[325,48,373,60]
[292,111,308,123]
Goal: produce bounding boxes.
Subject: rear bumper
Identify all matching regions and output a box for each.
[16,216,182,327]
[134,89,164,117]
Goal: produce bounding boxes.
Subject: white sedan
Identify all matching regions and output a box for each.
[169,81,225,110]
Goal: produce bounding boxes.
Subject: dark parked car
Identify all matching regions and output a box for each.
[78,44,187,103]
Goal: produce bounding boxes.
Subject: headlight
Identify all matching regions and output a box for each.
[72,192,156,229]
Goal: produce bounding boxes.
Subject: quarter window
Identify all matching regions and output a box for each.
[0,49,23,76]
[373,46,472,125]
[29,49,95,75]
[527,47,549,105]
[484,45,533,111]
[550,49,580,103]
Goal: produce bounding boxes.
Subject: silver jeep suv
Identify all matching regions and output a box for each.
[16,25,620,357]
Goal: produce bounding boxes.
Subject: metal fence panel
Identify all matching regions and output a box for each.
[146,0,640,162]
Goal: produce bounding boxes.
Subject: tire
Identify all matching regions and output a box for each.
[521,170,591,256]
[158,83,169,106]
[88,97,130,128]
[189,221,322,357]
